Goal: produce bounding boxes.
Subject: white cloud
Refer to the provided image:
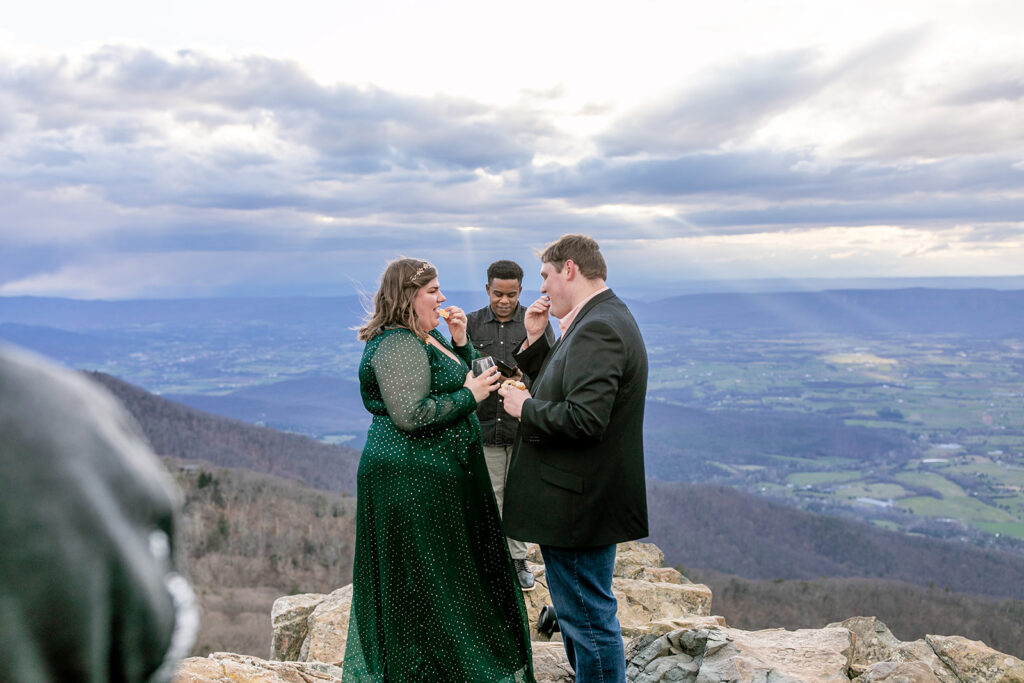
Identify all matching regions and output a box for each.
[2,1,1024,297]
[611,224,1024,284]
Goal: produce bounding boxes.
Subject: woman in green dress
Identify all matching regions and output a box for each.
[342,257,536,682]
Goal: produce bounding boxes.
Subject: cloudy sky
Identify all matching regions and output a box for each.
[2,0,1023,298]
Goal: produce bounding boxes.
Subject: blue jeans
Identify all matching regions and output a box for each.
[540,544,625,683]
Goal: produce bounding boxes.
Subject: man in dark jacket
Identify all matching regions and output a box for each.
[0,344,196,682]
[500,235,648,683]
[465,259,554,590]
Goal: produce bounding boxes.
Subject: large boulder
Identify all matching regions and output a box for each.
[626,625,854,683]
[695,626,853,683]
[889,640,960,683]
[527,540,690,585]
[614,542,672,580]
[613,577,712,637]
[298,586,354,666]
[827,616,902,677]
[926,635,1024,683]
[271,593,328,662]
[624,629,702,682]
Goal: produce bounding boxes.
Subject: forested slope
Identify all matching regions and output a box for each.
[89,372,361,495]
[648,479,1024,600]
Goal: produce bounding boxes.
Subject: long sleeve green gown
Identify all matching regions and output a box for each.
[342,327,535,682]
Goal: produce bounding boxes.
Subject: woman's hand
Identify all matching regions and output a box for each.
[444,306,469,346]
[464,367,500,403]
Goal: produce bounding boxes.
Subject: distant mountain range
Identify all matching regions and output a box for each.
[614,275,1024,300]
[630,288,1024,335]
[4,286,1024,336]
[165,375,370,444]
[0,323,136,365]
[85,371,1024,603]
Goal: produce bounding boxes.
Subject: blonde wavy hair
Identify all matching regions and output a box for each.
[357,257,438,341]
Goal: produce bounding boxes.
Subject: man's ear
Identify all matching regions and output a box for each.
[485,282,492,294]
[564,259,576,280]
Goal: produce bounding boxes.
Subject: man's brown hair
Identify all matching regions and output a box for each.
[539,234,607,280]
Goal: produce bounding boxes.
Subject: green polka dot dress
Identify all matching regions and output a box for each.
[342,327,535,682]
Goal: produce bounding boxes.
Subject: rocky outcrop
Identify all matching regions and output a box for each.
[854,661,942,682]
[831,616,903,676]
[175,541,1024,683]
[926,635,1024,683]
[298,586,354,665]
[271,593,329,663]
[833,618,1024,683]
[530,642,577,683]
[265,541,712,666]
[174,652,342,682]
[524,543,714,641]
[626,625,853,682]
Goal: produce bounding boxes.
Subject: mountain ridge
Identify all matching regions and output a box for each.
[87,371,1024,603]
[87,371,362,495]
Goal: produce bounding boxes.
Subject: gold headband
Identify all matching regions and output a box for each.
[409,261,433,283]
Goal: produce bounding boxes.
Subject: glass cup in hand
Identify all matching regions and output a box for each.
[472,356,496,377]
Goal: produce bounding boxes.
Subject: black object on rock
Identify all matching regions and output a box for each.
[537,604,560,636]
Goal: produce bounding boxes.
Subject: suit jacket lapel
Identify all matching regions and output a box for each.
[532,336,563,387]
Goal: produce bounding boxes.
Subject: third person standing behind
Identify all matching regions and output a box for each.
[464,259,555,591]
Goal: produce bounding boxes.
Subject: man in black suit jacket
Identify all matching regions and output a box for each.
[500,234,648,683]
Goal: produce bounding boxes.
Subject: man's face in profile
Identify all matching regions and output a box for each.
[486,278,521,322]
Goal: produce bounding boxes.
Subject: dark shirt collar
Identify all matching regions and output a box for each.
[482,302,526,324]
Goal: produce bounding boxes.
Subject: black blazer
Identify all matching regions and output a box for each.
[502,289,649,547]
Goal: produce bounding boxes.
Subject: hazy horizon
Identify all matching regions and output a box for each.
[3,273,1024,303]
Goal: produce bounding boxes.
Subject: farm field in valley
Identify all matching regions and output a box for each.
[644,328,1024,544]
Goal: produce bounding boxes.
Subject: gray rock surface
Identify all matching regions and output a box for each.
[298,586,353,666]
[627,625,858,683]
[926,634,1024,683]
[852,661,942,682]
[827,616,902,677]
[174,652,342,682]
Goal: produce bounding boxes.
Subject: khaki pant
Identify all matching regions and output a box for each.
[482,444,528,560]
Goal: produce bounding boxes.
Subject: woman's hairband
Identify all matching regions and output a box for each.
[409,261,433,283]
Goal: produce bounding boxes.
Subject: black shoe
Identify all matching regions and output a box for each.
[537,604,559,636]
[513,558,535,591]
